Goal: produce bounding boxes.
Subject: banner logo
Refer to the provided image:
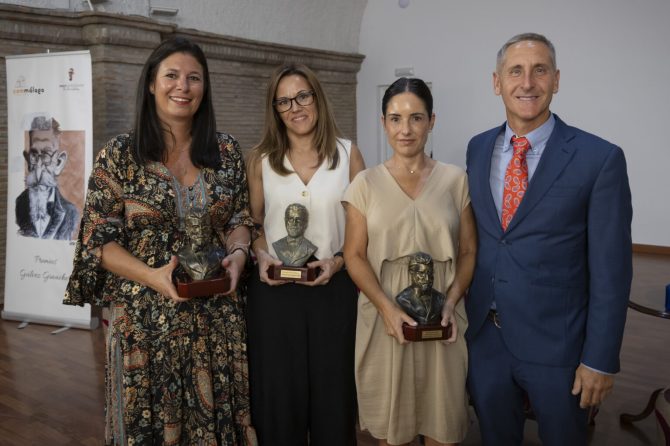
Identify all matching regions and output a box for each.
[60,67,84,91]
[13,75,45,95]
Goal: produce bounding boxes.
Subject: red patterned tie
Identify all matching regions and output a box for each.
[502,136,530,230]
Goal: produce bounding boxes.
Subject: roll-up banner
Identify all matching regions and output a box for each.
[3,51,96,329]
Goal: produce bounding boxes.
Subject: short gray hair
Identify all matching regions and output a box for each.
[28,115,61,149]
[496,33,557,72]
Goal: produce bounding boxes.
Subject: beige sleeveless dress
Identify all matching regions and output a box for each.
[343,162,470,444]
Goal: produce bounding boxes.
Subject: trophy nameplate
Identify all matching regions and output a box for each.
[268,264,318,282]
[174,270,231,298]
[402,322,452,342]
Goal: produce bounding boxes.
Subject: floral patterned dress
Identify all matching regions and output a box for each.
[64,133,257,446]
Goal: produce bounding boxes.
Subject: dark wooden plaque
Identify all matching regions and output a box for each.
[267,264,318,282]
[402,322,452,342]
[175,271,231,298]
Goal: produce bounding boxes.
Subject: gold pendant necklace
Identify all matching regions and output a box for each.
[394,157,424,175]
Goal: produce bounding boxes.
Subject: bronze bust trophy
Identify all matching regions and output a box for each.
[174,208,230,297]
[396,252,452,341]
[269,203,319,281]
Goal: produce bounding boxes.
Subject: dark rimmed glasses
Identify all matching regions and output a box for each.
[273,90,315,113]
[27,149,58,166]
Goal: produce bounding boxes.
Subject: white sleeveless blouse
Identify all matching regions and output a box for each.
[262,138,351,260]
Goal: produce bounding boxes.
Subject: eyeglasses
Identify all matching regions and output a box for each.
[273,90,315,113]
[27,149,58,165]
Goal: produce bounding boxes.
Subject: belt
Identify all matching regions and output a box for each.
[487,309,501,328]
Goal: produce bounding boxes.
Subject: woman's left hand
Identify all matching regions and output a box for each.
[299,256,343,287]
[221,249,247,295]
[440,300,458,344]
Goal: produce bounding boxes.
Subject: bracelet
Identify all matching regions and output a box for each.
[229,246,249,259]
[228,240,250,252]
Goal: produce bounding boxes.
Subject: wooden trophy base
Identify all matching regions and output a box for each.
[402,322,452,342]
[268,264,318,282]
[175,271,231,298]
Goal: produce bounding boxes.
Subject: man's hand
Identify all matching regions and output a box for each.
[571,364,614,408]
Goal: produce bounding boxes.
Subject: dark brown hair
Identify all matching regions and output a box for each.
[133,36,219,168]
[382,77,433,117]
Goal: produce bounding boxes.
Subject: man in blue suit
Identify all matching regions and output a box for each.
[465,33,632,445]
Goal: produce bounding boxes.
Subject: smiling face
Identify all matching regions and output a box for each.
[494,40,560,135]
[275,74,318,139]
[150,52,204,126]
[382,92,435,158]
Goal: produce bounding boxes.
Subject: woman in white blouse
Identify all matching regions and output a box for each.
[246,63,365,445]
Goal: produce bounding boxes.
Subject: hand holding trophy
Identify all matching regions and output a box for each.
[173,207,231,297]
[268,203,319,281]
[396,252,452,341]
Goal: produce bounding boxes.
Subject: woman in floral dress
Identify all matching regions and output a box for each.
[64,37,256,445]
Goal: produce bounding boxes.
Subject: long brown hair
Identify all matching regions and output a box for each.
[132,37,219,168]
[250,63,342,175]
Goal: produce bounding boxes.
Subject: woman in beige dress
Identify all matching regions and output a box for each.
[343,78,477,446]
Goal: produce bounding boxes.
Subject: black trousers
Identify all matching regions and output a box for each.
[246,268,358,446]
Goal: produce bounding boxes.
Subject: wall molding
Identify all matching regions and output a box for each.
[633,244,670,256]
[0,3,364,302]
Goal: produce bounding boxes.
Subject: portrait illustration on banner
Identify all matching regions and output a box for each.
[15,114,84,241]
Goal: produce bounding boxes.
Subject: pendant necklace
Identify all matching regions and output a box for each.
[394,156,424,175]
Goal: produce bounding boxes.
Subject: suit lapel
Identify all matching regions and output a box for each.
[477,124,505,232]
[505,116,577,232]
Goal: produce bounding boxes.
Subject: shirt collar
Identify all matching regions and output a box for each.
[48,187,56,204]
[503,113,556,154]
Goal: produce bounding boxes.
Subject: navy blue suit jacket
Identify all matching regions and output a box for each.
[465,115,632,373]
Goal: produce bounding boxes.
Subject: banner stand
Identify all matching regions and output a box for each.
[2,310,99,331]
[3,50,94,330]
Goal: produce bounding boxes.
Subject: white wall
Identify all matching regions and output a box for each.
[1,0,367,53]
[357,0,670,247]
